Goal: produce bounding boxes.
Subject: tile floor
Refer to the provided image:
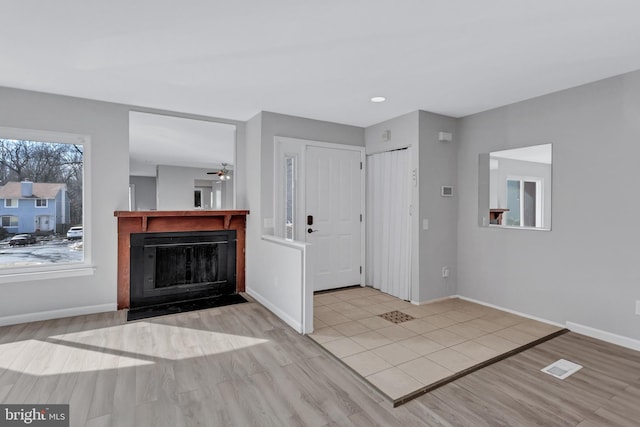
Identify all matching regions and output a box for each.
[309,287,565,403]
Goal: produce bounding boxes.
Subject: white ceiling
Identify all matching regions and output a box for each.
[490,143,552,164]
[2,1,640,127]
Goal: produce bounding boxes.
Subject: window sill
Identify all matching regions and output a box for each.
[0,266,96,284]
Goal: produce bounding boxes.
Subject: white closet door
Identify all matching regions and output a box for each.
[366,148,412,300]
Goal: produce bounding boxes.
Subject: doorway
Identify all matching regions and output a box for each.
[366,148,412,300]
[35,215,53,232]
[275,137,365,292]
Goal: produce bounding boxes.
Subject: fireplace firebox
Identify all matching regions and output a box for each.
[130,230,236,309]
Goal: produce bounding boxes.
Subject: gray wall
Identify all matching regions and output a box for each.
[0,86,129,320]
[418,111,458,301]
[457,70,640,340]
[129,175,157,210]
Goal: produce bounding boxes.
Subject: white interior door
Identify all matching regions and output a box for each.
[306,146,362,291]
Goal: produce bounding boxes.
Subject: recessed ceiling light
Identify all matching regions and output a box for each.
[370,96,386,103]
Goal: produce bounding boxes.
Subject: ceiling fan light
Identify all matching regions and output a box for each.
[207,162,231,180]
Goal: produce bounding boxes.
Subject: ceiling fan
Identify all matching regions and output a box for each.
[207,163,232,181]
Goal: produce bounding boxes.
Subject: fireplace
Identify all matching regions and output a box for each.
[130,230,236,309]
[114,210,249,310]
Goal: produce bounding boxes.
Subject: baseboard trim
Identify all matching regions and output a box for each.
[0,303,117,327]
[566,321,640,351]
[246,288,302,333]
[454,295,565,328]
[411,295,455,306]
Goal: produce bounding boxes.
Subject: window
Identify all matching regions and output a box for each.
[0,130,85,270]
[215,185,222,209]
[128,184,135,210]
[1,216,18,227]
[505,178,542,227]
[284,155,296,240]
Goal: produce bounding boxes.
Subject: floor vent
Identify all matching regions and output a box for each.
[541,359,583,380]
[379,310,415,324]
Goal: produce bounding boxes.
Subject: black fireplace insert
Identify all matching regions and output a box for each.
[129,230,237,309]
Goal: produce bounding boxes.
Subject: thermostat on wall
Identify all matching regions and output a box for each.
[441,186,453,197]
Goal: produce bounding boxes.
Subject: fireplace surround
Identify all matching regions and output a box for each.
[114,210,248,310]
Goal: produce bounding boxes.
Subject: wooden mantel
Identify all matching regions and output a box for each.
[114,210,249,309]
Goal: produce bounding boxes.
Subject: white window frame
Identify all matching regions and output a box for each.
[274,140,302,240]
[505,175,543,228]
[1,215,18,227]
[0,126,93,282]
[284,154,298,241]
[35,199,48,208]
[4,199,18,208]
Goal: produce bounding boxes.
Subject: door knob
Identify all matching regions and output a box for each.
[307,228,317,234]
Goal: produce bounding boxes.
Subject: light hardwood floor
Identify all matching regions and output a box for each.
[1,299,639,426]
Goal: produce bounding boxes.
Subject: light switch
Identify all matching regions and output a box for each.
[423,219,429,230]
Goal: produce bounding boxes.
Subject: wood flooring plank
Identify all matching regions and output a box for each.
[217,378,270,427]
[2,339,56,402]
[84,414,112,427]
[108,324,139,427]
[22,339,75,404]
[66,352,102,426]
[474,358,601,416]
[0,339,31,383]
[592,407,640,427]
[0,383,13,402]
[452,367,582,426]
[85,326,123,420]
[0,322,29,345]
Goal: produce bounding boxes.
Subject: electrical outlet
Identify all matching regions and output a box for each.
[636,300,640,315]
[442,267,449,278]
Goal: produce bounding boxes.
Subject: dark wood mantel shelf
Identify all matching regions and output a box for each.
[114,210,249,309]
[114,210,249,232]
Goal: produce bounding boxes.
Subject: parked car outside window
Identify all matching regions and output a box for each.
[66,226,83,240]
[9,234,36,246]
